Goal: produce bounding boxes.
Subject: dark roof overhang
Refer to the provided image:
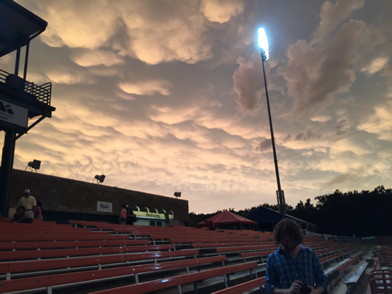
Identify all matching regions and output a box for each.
[0,0,47,57]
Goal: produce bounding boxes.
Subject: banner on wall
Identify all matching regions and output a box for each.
[131,206,174,220]
[0,99,28,129]
[97,201,112,213]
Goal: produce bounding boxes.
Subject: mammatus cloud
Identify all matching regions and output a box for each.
[357,101,392,141]
[21,0,217,65]
[149,105,201,125]
[31,0,118,49]
[71,50,124,67]
[46,69,95,85]
[361,56,389,75]
[258,139,271,152]
[200,0,244,23]
[323,171,365,188]
[119,80,172,96]
[312,0,365,44]
[231,0,385,118]
[310,115,332,123]
[120,1,213,65]
[9,0,390,213]
[330,138,369,156]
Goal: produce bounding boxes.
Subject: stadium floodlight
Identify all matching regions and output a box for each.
[257,27,286,216]
[94,174,105,184]
[257,27,269,61]
[25,159,41,172]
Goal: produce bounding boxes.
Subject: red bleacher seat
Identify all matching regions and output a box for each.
[0,256,227,293]
[89,261,258,294]
[212,276,266,294]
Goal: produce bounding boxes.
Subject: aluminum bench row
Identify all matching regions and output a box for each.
[89,261,258,294]
[0,255,226,293]
[0,249,199,280]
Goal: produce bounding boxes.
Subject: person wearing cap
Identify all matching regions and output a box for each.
[17,189,37,221]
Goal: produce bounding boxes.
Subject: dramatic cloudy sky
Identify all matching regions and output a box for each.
[1,0,391,213]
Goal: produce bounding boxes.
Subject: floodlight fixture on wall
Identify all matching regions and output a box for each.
[174,192,181,198]
[93,174,105,184]
[25,159,41,172]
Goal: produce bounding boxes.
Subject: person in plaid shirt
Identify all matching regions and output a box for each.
[264,218,328,294]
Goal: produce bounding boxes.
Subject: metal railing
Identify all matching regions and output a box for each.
[0,68,52,106]
[0,69,8,82]
[24,80,52,105]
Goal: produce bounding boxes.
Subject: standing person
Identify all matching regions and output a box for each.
[126,207,136,225]
[264,218,328,294]
[119,204,127,224]
[34,201,44,221]
[17,189,36,222]
[164,211,170,226]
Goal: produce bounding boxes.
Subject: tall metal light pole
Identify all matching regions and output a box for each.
[257,28,286,216]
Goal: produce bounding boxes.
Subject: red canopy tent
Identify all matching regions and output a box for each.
[197,210,256,229]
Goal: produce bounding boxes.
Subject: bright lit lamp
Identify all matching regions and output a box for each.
[257,27,286,216]
[257,28,269,61]
[93,174,105,184]
[25,159,41,172]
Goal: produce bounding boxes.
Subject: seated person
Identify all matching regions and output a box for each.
[119,204,127,224]
[126,210,136,225]
[12,206,32,223]
[34,201,44,221]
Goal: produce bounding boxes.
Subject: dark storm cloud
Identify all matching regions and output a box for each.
[258,139,271,151]
[323,170,365,188]
[334,119,349,136]
[232,54,263,111]
[294,130,321,141]
[312,0,365,43]
[281,130,321,144]
[282,20,366,117]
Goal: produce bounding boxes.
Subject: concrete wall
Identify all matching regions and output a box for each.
[10,169,189,223]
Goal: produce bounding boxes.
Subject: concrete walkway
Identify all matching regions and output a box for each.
[328,265,374,294]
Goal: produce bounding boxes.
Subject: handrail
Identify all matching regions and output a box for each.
[0,68,52,106]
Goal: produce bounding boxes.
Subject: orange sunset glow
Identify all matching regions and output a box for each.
[1,0,391,213]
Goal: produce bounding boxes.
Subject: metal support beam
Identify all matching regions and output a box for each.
[23,41,30,81]
[261,53,286,216]
[0,131,16,217]
[0,48,21,217]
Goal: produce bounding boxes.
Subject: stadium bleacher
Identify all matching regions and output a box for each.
[369,269,392,294]
[0,219,380,293]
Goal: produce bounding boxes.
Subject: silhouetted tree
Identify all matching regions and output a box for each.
[189,186,391,236]
[311,186,392,236]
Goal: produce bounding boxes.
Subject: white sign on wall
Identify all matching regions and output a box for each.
[0,99,28,128]
[97,201,112,213]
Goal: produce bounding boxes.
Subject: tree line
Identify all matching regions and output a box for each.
[189,186,392,237]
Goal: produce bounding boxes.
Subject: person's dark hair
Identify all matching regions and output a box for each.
[274,218,303,245]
